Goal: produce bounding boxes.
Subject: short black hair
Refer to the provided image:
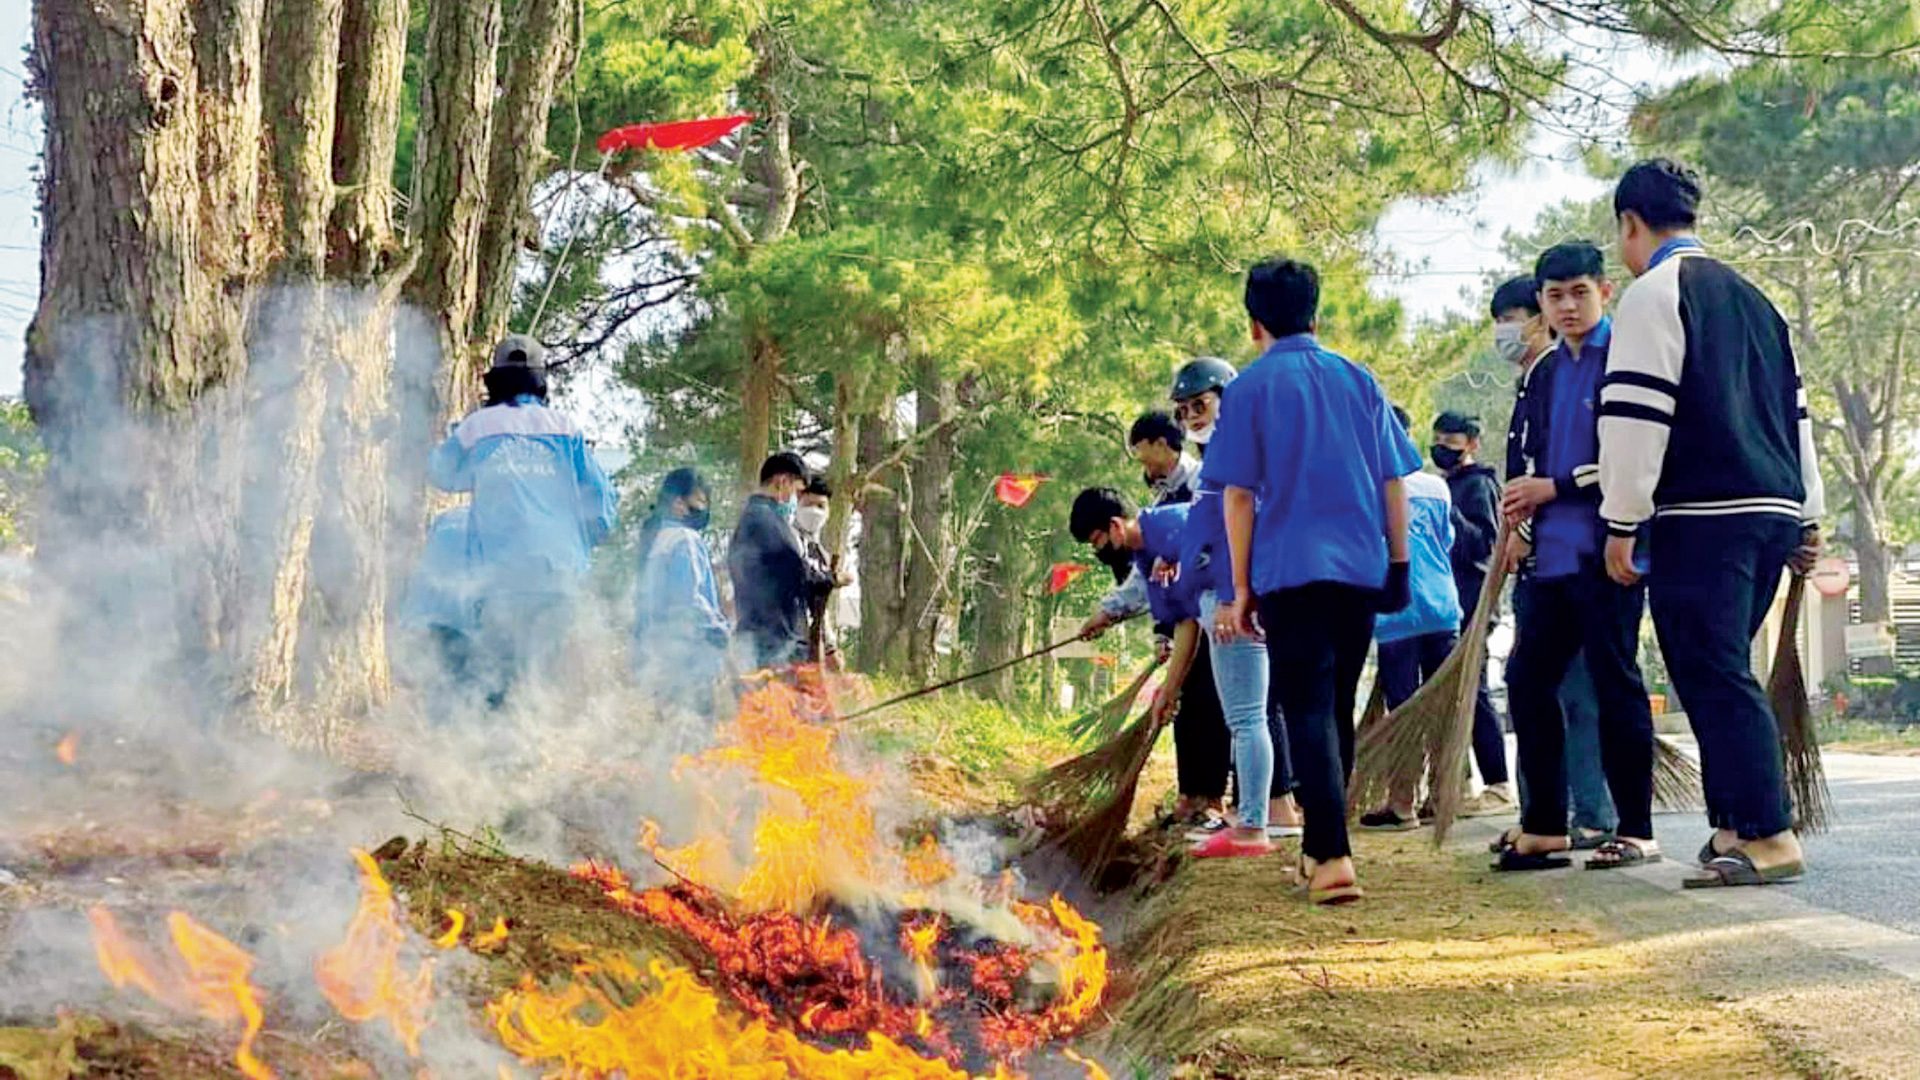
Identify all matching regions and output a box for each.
[1433,410,1481,438]
[759,451,809,485]
[804,473,833,498]
[1128,410,1184,452]
[1614,158,1701,230]
[660,466,707,501]
[1391,404,1412,431]
[1245,257,1319,338]
[1489,276,1539,319]
[1535,241,1605,286]
[1069,487,1132,544]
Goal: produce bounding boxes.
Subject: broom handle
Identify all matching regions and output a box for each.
[838,611,1143,722]
[1772,571,1806,675]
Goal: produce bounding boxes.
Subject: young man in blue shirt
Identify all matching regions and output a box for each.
[1495,242,1658,871]
[1601,160,1823,886]
[1360,406,1465,830]
[1204,257,1420,904]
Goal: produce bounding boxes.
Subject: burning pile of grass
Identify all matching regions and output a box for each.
[15,677,1119,1079]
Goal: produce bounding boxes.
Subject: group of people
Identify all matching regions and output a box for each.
[400,336,847,719]
[1065,158,1823,902]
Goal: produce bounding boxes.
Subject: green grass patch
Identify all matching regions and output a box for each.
[844,682,1077,807]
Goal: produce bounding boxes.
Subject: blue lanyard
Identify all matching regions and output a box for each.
[1648,236,1703,271]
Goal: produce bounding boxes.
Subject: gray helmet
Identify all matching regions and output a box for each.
[1170,356,1236,402]
[489,334,548,372]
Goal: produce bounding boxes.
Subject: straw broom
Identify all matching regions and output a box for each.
[1029,709,1167,881]
[1065,658,1162,745]
[1350,528,1514,844]
[1768,573,1831,832]
[1651,737,1703,811]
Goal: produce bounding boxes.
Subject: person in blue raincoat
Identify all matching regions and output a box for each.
[398,505,479,696]
[634,467,731,718]
[428,334,617,705]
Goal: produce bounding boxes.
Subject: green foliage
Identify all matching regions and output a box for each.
[847,682,1077,803]
[0,400,45,551]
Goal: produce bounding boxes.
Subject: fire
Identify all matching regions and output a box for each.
[55,731,77,766]
[473,916,510,950]
[433,909,466,949]
[314,849,434,1055]
[903,835,955,887]
[491,954,993,1080]
[88,906,275,1080]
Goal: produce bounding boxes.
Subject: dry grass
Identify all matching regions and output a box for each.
[1102,830,1798,1079]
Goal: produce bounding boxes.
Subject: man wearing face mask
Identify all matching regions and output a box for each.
[728,452,833,670]
[793,473,851,665]
[635,467,730,719]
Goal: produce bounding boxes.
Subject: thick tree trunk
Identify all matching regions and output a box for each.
[329,0,406,276]
[972,510,1027,703]
[737,325,782,491]
[855,393,907,673]
[903,355,953,685]
[472,0,578,345]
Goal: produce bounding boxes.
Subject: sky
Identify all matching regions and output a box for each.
[0,11,1697,397]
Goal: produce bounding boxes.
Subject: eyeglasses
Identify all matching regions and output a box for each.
[1173,398,1212,421]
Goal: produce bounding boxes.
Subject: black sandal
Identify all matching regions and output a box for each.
[1487,826,1523,854]
[1489,833,1570,872]
[1682,850,1804,888]
[1585,838,1662,870]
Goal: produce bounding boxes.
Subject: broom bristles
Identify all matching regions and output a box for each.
[1032,710,1165,880]
[1351,527,1513,845]
[1065,660,1160,745]
[1652,736,1702,810]
[1769,574,1831,833]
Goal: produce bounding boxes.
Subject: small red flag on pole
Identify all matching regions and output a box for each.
[995,473,1046,507]
[1048,562,1092,593]
[596,114,754,155]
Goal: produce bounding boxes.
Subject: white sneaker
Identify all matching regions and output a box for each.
[1265,823,1303,839]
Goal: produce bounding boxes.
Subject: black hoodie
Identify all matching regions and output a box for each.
[1444,461,1501,616]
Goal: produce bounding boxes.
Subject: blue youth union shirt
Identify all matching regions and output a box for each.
[1134,503,1199,626]
[1374,470,1463,644]
[1533,316,1610,579]
[1198,333,1422,596]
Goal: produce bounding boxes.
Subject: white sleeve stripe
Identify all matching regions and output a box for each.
[1601,383,1678,416]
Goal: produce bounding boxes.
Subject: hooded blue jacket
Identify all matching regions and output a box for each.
[399,506,477,632]
[427,397,617,584]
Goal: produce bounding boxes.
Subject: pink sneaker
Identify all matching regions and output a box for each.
[1190,830,1276,858]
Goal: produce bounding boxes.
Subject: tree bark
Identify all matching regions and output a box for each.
[855,392,906,673]
[737,323,782,490]
[329,0,407,276]
[903,354,953,685]
[972,509,1028,702]
[472,0,579,346]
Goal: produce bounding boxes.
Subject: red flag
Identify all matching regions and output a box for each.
[995,473,1046,507]
[596,114,754,156]
[1048,562,1091,594]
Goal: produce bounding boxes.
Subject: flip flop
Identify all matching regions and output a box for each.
[1585,838,1662,870]
[1491,846,1571,872]
[1487,826,1523,854]
[1265,823,1304,839]
[1569,828,1614,851]
[1682,851,1805,889]
[1696,836,1720,867]
[1310,882,1364,906]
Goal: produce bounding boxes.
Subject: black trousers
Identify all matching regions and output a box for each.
[1507,560,1655,840]
[1259,583,1376,862]
[1649,515,1799,839]
[1174,634,1231,799]
[1454,577,1512,788]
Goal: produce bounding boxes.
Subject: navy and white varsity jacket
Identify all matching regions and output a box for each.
[1597,241,1825,536]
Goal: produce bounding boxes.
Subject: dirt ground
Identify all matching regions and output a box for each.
[1102,828,1799,1080]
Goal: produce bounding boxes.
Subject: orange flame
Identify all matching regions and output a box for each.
[902,835,954,888]
[55,732,77,767]
[473,917,510,950]
[433,909,466,950]
[314,850,434,1055]
[491,955,983,1080]
[88,906,275,1080]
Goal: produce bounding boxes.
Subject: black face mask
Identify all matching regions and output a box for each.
[1095,542,1131,572]
[681,506,711,532]
[1430,445,1464,472]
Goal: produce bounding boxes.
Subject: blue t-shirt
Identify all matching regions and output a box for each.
[1198,334,1422,596]
[1133,503,1199,626]
[1374,471,1463,643]
[1533,317,1609,579]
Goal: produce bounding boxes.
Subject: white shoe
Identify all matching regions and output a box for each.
[1265,823,1303,839]
[1458,787,1517,818]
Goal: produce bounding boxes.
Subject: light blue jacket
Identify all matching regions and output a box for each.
[399,506,476,632]
[427,397,617,583]
[635,519,730,647]
[1375,470,1464,644]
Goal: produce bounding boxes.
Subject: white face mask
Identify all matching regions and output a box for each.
[1190,422,1216,445]
[794,505,829,536]
[1493,322,1529,366]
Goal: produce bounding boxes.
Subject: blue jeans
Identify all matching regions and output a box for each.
[1201,591,1282,830]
